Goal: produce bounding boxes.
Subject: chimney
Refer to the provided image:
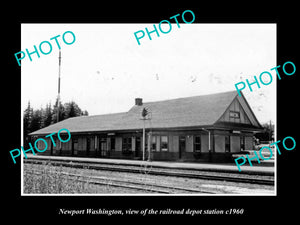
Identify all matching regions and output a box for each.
[135,98,143,106]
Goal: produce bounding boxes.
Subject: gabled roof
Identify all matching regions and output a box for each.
[29,90,261,135]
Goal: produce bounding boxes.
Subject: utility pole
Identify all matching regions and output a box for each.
[142,119,145,161]
[57,50,62,154]
[147,132,151,161]
[57,50,61,123]
[141,107,151,161]
[269,120,272,143]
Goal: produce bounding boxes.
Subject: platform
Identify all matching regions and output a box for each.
[24,154,275,175]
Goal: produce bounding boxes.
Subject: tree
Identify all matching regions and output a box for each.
[254,121,274,143]
[42,102,53,127]
[30,109,43,132]
[64,101,82,119]
[23,101,33,134]
[23,101,33,148]
[24,98,88,127]
[52,97,65,124]
[23,98,89,150]
[81,110,89,116]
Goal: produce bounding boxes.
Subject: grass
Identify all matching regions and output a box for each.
[23,161,92,194]
[23,161,149,194]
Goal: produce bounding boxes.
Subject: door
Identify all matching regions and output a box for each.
[179,136,186,159]
[225,135,230,153]
[72,137,78,156]
[99,137,107,157]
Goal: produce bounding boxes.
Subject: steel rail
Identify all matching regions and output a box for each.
[24,158,274,186]
[25,169,215,194]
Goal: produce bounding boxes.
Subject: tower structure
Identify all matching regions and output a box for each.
[57,50,61,123]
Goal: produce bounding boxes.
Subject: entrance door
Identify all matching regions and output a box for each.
[72,137,78,156]
[225,135,230,153]
[99,137,107,157]
[179,136,186,159]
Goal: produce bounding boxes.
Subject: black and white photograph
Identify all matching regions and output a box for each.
[4,4,298,221]
[21,23,276,195]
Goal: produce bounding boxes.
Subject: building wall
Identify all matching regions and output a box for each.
[34,129,254,162]
[132,137,136,151]
[62,139,72,155]
[230,135,240,153]
[115,137,122,152]
[218,98,251,124]
[88,136,96,156]
[170,135,179,153]
[245,136,254,150]
[214,135,225,153]
[35,138,49,155]
[201,134,209,152]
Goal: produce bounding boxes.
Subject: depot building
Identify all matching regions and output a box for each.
[29,90,263,162]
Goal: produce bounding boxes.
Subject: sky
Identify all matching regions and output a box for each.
[21,23,276,124]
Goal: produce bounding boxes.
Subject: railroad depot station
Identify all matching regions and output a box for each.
[30,90,263,162]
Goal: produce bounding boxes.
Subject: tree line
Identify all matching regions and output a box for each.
[254,121,274,144]
[23,99,88,147]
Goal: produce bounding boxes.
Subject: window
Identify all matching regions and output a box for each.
[72,137,78,150]
[229,111,240,119]
[194,135,201,152]
[151,136,156,151]
[122,137,132,152]
[161,136,168,151]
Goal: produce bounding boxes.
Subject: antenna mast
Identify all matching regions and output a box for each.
[57,50,61,123]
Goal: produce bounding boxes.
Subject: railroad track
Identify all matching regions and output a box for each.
[24,158,274,186]
[25,169,215,194]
